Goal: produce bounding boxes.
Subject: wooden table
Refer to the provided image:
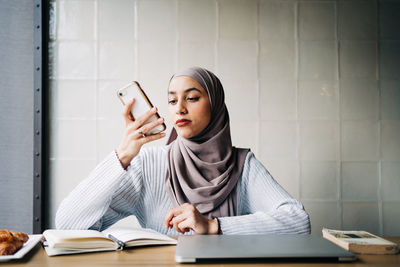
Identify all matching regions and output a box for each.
[3,237,400,267]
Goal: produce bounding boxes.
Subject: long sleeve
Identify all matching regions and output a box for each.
[218,152,311,235]
[55,151,143,230]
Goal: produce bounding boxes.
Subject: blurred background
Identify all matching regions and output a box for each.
[1,0,399,236]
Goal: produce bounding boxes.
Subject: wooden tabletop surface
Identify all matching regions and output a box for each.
[2,237,399,267]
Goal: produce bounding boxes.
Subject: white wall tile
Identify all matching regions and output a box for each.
[58,0,95,40]
[302,201,341,235]
[380,41,400,79]
[338,0,377,40]
[298,1,335,40]
[137,0,176,41]
[381,80,400,120]
[178,0,216,42]
[98,0,135,41]
[299,41,337,80]
[98,80,128,120]
[262,159,299,199]
[97,119,125,161]
[58,41,96,79]
[340,79,379,120]
[300,121,339,161]
[259,79,296,120]
[298,80,339,120]
[341,121,379,161]
[224,79,258,121]
[383,202,400,236]
[178,42,216,72]
[217,40,258,82]
[98,41,135,80]
[381,121,400,160]
[48,159,97,228]
[230,120,258,153]
[53,119,97,159]
[259,0,295,41]
[260,40,296,80]
[339,41,377,79]
[259,121,297,160]
[379,1,400,40]
[341,162,379,201]
[137,41,176,114]
[300,161,338,200]
[218,0,257,40]
[57,80,96,119]
[342,202,379,234]
[381,161,400,201]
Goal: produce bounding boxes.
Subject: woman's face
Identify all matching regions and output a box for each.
[168,76,211,139]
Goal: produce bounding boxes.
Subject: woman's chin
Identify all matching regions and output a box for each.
[176,128,195,139]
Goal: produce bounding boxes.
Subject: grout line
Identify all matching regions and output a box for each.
[94,0,99,164]
[215,0,219,74]
[175,0,179,72]
[256,0,260,158]
[134,0,138,79]
[295,0,302,201]
[334,0,343,230]
[376,0,384,236]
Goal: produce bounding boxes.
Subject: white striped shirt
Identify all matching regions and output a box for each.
[55,146,310,235]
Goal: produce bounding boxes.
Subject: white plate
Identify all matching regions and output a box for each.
[0,234,42,262]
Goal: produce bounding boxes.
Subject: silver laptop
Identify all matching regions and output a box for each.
[175,234,356,263]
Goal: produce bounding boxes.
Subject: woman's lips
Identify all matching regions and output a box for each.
[176,119,191,127]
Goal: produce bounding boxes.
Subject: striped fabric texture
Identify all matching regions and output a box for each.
[56,146,310,235]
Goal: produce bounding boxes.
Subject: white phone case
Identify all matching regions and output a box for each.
[117,81,166,135]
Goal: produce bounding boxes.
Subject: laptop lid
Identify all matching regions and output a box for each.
[175,234,356,263]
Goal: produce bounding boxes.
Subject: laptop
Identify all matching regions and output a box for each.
[175,234,356,263]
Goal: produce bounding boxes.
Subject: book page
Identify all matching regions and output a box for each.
[102,227,177,244]
[43,229,116,249]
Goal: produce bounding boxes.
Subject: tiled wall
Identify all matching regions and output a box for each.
[48,0,400,235]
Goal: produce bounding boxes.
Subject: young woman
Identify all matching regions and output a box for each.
[56,67,310,235]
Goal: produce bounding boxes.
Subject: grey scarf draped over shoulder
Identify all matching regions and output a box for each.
[165,67,249,219]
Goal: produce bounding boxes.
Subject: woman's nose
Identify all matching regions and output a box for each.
[176,100,187,115]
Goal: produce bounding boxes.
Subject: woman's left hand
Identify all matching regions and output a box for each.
[164,203,219,234]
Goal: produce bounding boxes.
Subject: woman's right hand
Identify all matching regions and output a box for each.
[116,98,166,169]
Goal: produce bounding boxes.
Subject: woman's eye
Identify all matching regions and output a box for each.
[187,97,200,102]
[168,99,177,105]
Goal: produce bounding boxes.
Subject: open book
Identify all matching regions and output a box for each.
[322,228,398,254]
[43,227,177,256]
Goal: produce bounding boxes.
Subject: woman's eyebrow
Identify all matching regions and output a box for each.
[168,88,202,95]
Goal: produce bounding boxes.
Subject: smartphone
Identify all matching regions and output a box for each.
[117,81,166,135]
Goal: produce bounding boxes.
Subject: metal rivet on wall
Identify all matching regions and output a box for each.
[36,152,40,156]
[35,195,40,199]
[35,217,39,222]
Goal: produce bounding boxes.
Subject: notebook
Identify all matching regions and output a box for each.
[175,234,356,263]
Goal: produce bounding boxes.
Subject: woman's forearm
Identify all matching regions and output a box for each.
[55,151,128,230]
[218,200,310,235]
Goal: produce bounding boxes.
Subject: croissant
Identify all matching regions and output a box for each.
[0,230,29,256]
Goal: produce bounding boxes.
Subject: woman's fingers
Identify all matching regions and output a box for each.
[123,98,135,125]
[133,107,158,129]
[137,117,165,136]
[164,206,184,229]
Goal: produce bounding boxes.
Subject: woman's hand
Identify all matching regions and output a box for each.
[116,98,166,169]
[164,203,219,235]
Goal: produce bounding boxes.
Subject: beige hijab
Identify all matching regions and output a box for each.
[165,67,249,218]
